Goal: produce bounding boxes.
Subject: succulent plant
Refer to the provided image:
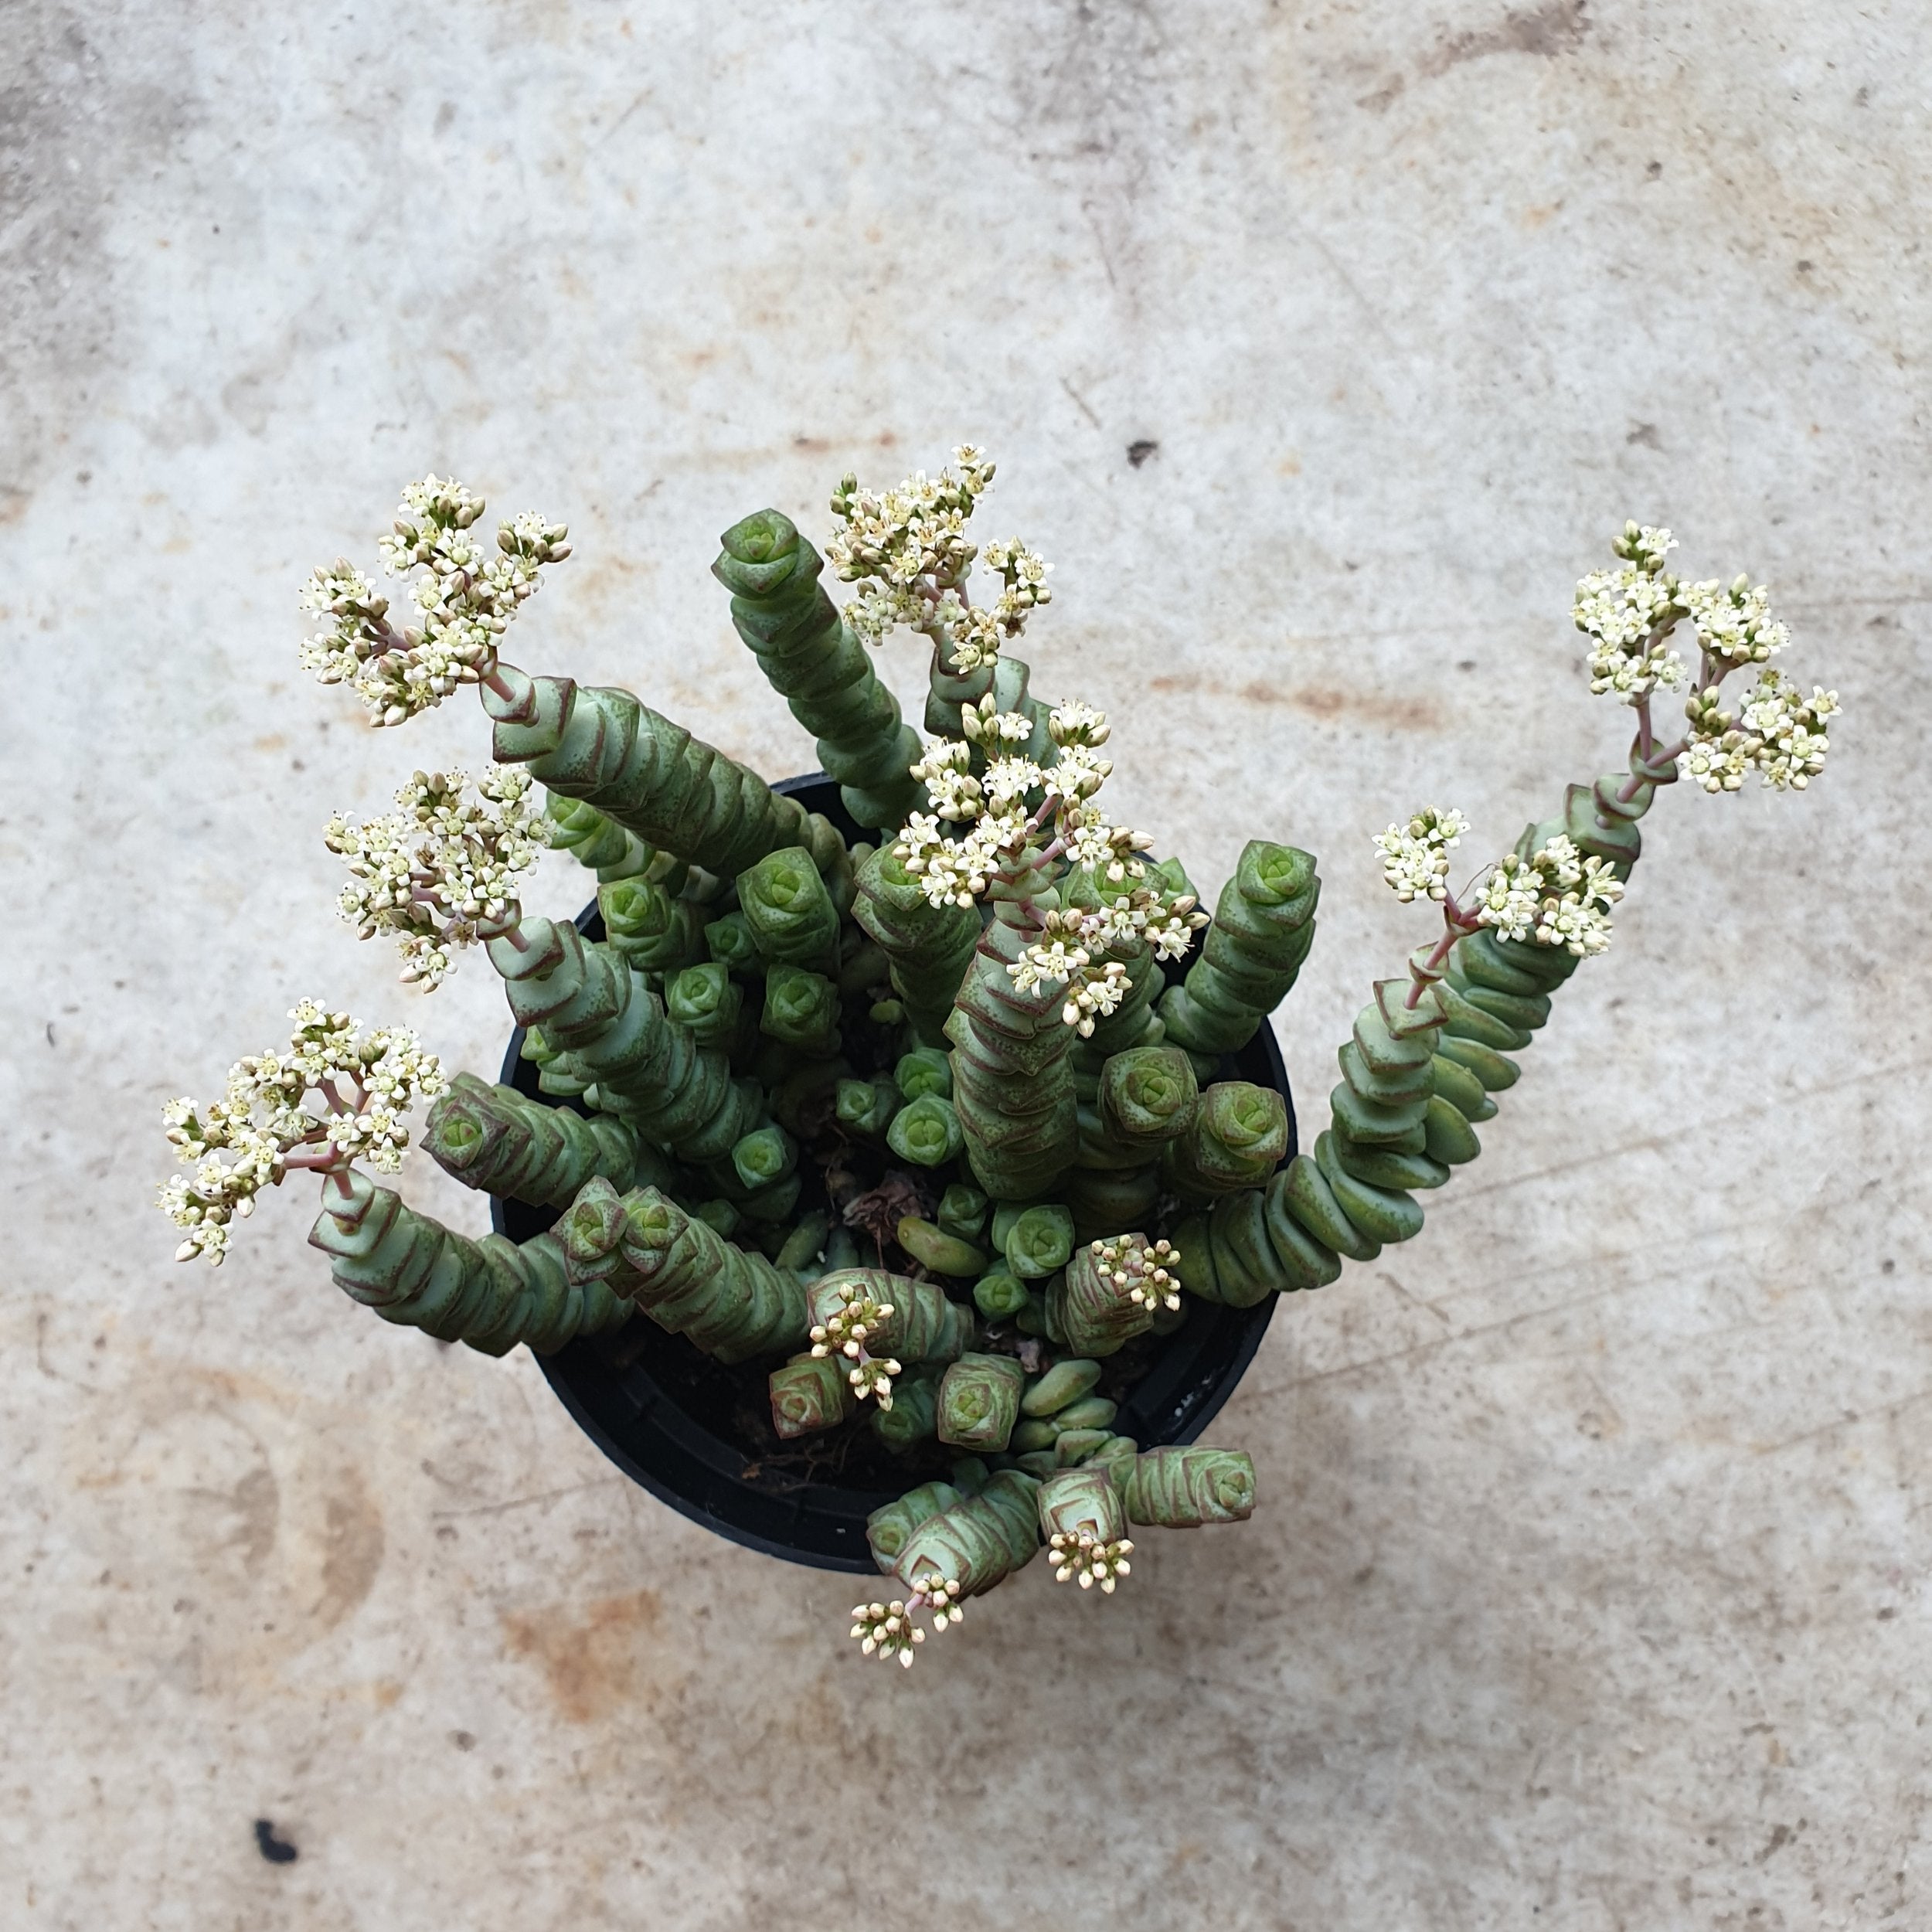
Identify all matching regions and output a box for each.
[160,462,1841,1668]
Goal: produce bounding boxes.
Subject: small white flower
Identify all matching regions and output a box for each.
[1682,667,1838,794]
[980,754,1046,809]
[1573,524,1691,704]
[158,1008,445,1264]
[1373,806,1468,903]
[890,690,1202,1012]
[1477,840,1624,957]
[1049,1529,1134,1592]
[327,767,551,988]
[849,1598,925,1668]
[304,476,570,726]
[911,1573,966,1632]
[961,699,1036,748]
[1048,701,1109,747]
[1049,742,1112,801]
[827,448,1040,671]
[1090,1234,1180,1314]
[1682,574,1788,667]
[809,1284,900,1406]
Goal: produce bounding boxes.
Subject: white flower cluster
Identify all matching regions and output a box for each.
[1684,668,1840,794]
[1573,522,1691,702]
[827,446,1049,670]
[1475,833,1624,957]
[301,475,570,727]
[1088,1234,1181,1314]
[849,1598,924,1667]
[808,1283,902,1407]
[298,563,394,695]
[157,1002,445,1264]
[1372,806,1469,903]
[896,699,1206,1032]
[325,767,550,989]
[1009,917,1131,1036]
[849,1574,964,1667]
[1682,573,1790,667]
[1048,1528,1134,1592]
[1572,521,1838,797]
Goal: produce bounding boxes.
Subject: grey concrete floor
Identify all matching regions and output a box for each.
[3,2,1928,1927]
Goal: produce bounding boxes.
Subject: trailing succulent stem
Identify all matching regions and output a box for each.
[1158,842,1319,1077]
[713,509,923,832]
[485,917,764,1164]
[424,1072,677,1208]
[311,1168,632,1355]
[486,666,850,885]
[160,475,1836,1673]
[944,842,1081,1199]
[850,846,979,1046]
[560,1179,809,1364]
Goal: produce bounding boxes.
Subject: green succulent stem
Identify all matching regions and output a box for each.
[1174,753,1671,1306]
[308,1168,632,1357]
[1118,1447,1257,1526]
[1049,1236,1155,1357]
[712,509,923,831]
[871,1367,943,1451]
[886,1094,965,1168]
[545,791,702,893]
[485,916,765,1165]
[806,1268,978,1366]
[423,1073,675,1208]
[483,665,849,880]
[598,875,707,976]
[561,1179,809,1364]
[890,1468,1042,1597]
[1162,1080,1291,1204]
[936,1352,1027,1451]
[1158,841,1319,1068]
[945,841,1079,1201]
[1037,1464,1128,1545]
[664,962,744,1047]
[737,845,843,969]
[769,1353,855,1438]
[866,1479,964,1572]
[850,846,980,1046]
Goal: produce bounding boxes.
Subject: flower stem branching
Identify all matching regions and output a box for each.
[325,766,551,988]
[896,698,1207,1031]
[301,475,570,727]
[158,1004,445,1264]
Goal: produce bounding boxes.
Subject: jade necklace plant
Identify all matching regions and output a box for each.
[158,456,1840,1667]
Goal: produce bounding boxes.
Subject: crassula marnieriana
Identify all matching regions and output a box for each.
[158,462,1841,1665]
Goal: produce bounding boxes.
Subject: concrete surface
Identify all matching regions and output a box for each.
[3,2,1928,1927]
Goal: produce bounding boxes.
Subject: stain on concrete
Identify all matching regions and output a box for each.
[1148,673,1441,731]
[501,1589,665,1724]
[317,1490,386,1627]
[1420,1,1590,77]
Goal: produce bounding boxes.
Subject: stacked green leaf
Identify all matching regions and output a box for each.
[309,1170,632,1356]
[945,845,1080,1200]
[889,1468,1042,1597]
[423,1073,675,1209]
[712,510,923,832]
[598,875,706,976]
[1158,841,1319,1070]
[484,666,847,880]
[849,846,979,1046]
[486,917,764,1165]
[560,1180,809,1365]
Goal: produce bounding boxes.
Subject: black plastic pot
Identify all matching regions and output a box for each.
[494,774,1292,1573]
